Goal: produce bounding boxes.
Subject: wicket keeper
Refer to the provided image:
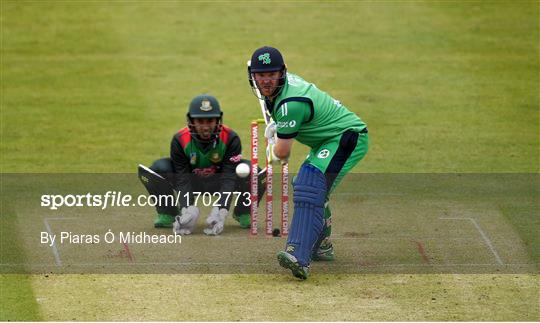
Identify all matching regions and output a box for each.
[247,46,369,279]
[138,94,265,235]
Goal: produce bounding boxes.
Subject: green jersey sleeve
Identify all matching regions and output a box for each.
[273,100,311,139]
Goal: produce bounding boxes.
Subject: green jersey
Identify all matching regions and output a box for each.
[269,73,366,148]
[172,125,240,177]
[170,125,242,209]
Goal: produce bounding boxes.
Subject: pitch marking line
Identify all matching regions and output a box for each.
[42,217,76,267]
[333,192,404,197]
[43,217,138,265]
[122,242,134,263]
[4,262,531,268]
[43,218,62,267]
[411,240,430,264]
[205,234,477,241]
[439,217,504,265]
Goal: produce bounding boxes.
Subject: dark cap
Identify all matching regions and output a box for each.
[250,46,285,73]
[187,94,222,119]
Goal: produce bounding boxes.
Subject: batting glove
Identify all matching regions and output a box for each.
[266,143,284,165]
[264,121,277,145]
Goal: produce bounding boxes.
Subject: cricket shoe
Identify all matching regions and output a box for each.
[153,214,174,228]
[233,213,251,229]
[277,251,309,280]
[312,240,335,261]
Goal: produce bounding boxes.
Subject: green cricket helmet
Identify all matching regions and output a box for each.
[186,94,223,143]
[247,46,287,99]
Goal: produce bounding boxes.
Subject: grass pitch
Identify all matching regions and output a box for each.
[1,1,539,321]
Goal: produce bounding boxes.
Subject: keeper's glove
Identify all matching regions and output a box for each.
[173,206,200,235]
[203,207,228,236]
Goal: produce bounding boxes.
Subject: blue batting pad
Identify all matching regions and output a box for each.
[285,163,327,266]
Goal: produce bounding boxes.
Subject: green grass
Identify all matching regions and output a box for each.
[29,274,539,321]
[0,204,42,320]
[1,0,539,321]
[1,1,538,173]
[0,275,42,321]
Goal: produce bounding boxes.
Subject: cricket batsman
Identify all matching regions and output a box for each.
[247,46,369,279]
[138,94,265,235]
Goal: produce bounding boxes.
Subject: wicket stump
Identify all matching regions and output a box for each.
[250,119,289,236]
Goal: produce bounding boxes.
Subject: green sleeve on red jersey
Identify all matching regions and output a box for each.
[274,100,312,139]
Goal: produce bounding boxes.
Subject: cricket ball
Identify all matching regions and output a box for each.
[235,163,250,178]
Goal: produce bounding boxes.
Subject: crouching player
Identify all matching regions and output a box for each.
[247,47,369,279]
[138,94,265,235]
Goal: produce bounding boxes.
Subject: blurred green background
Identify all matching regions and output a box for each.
[2,1,538,173]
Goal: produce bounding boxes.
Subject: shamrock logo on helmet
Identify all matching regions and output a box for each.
[258,53,271,64]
